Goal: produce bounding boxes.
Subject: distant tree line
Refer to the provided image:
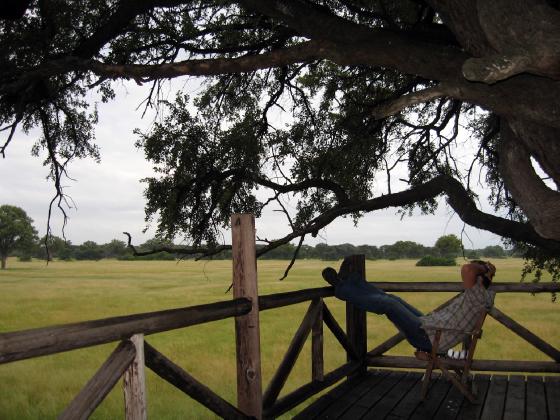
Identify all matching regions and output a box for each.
[11,234,515,262]
[2,205,515,266]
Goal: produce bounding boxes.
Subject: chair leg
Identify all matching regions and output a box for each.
[440,364,477,403]
[421,330,441,400]
[421,360,435,400]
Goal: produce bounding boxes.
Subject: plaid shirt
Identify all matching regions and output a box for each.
[420,277,495,352]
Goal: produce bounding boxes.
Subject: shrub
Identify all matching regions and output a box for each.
[416,256,456,266]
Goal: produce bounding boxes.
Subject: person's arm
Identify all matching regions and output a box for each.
[460,262,489,289]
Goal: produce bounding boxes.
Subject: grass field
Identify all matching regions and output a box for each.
[0,257,558,419]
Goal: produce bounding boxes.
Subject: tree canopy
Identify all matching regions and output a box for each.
[434,234,462,258]
[0,205,38,269]
[1,0,559,278]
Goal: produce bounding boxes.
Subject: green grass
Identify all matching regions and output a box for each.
[0,258,558,419]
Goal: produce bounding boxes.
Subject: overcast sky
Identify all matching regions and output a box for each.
[0,80,503,249]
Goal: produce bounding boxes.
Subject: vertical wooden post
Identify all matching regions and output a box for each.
[344,255,367,377]
[232,214,263,419]
[123,334,147,420]
[312,298,324,382]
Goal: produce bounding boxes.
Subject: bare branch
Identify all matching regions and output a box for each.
[278,234,306,281]
[256,175,560,256]
[122,232,231,258]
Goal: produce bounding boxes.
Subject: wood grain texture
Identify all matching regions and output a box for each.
[367,355,560,372]
[545,376,560,420]
[0,298,251,364]
[526,376,547,420]
[232,214,263,419]
[503,375,525,420]
[123,334,147,420]
[59,340,135,420]
[368,282,560,293]
[311,298,324,382]
[480,375,508,420]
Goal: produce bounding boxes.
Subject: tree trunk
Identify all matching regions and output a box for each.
[498,120,560,241]
[1,255,7,269]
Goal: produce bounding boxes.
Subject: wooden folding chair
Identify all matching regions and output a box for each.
[415,309,487,403]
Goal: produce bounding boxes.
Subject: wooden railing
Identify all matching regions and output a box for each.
[0,298,254,419]
[259,267,560,418]
[1,214,559,419]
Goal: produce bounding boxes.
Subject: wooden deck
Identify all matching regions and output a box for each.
[294,369,560,419]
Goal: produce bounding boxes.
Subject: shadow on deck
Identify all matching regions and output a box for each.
[294,369,560,420]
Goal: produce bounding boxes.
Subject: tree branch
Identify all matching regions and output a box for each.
[256,175,560,256]
[122,232,232,258]
[371,84,458,119]
[497,122,560,241]
[72,0,188,58]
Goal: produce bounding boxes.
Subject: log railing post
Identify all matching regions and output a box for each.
[344,255,367,377]
[123,334,147,420]
[312,298,324,382]
[232,214,263,419]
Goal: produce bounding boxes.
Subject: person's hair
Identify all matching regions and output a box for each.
[470,260,494,289]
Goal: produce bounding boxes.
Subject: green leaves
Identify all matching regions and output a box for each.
[137,94,263,246]
[0,205,38,268]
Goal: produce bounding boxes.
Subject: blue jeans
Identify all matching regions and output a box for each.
[335,272,432,351]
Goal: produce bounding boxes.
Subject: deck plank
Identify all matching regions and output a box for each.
[318,370,390,419]
[293,370,559,420]
[361,372,423,420]
[293,373,367,419]
[433,378,466,420]
[545,376,560,420]
[338,371,407,419]
[387,374,422,420]
[456,374,491,420]
[503,375,525,420]
[480,375,508,420]
[386,372,429,420]
[526,376,546,420]
[409,375,452,420]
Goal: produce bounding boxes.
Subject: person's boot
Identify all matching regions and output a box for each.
[321,267,339,287]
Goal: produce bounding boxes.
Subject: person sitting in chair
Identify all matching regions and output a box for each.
[322,260,496,354]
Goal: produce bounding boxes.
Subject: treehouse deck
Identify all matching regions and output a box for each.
[295,369,560,420]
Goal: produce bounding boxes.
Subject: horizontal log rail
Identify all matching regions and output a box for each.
[2,282,557,367]
[369,282,560,293]
[367,355,560,373]
[0,298,252,365]
[256,281,560,311]
[258,287,333,310]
